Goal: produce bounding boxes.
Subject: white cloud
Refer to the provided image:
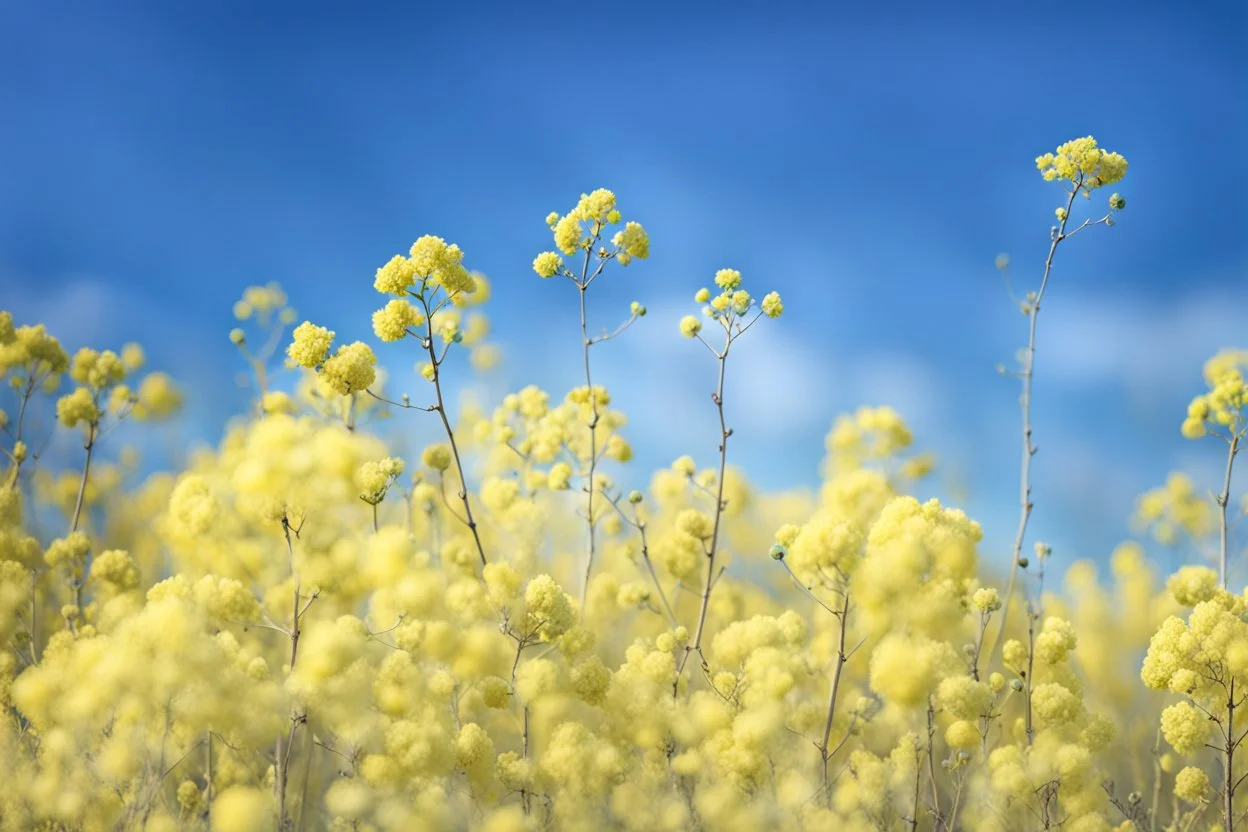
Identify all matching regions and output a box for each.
[4,275,119,347]
[1043,284,1248,397]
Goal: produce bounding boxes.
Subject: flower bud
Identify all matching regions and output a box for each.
[768,544,787,561]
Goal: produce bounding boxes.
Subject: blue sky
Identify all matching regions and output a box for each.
[2,0,1245,580]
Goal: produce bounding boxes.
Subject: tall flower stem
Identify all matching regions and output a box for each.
[1216,434,1240,589]
[990,185,1077,663]
[677,337,733,686]
[418,295,487,568]
[68,417,99,618]
[576,247,601,610]
[817,590,851,803]
[275,512,316,829]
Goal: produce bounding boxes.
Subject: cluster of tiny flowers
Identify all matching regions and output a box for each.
[680,269,783,341]
[287,321,378,396]
[1180,349,1248,439]
[532,187,650,279]
[1036,135,1128,191]
[1134,472,1215,545]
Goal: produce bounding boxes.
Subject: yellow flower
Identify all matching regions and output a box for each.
[714,269,742,290]
[1036,136,1128,190]
[372,299,425,342]
[533,251,563,278]
[56,387,98,428]
[612,221,649,264]
[288,321,334,368]
[320,342,377,395]
[1174,766,1211,803]
[761,291,783,318]
[375,254,417,295]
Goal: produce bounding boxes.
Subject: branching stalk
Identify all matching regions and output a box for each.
[417,298,487,567]
[69,421,98,535]
[577,264,601,610]
[817,590,852,805]
[275,512,315,830]
[676,341,733,686]
[1217,434,1240,589]
[1025,602,1037,747]
[1227,678,1238,832]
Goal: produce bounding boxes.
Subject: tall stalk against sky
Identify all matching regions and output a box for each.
[671,272,784,689]
[991,137,1127,661]
[533,189,650,611]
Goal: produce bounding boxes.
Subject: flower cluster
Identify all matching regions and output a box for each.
[1181,349,1248,440]
[1036,136,1128,191]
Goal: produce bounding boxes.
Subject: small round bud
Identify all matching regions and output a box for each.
[1010,679,1024,692]
[1018,557,1029,569]
[229,328,246,346]
[1109,193,1126,211]
[628,490,643,504]
[1055,207,1068,222]
[768,544,787,561]
[630,301,647,318]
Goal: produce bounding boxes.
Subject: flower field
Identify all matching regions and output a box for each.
[2,137,1247,832]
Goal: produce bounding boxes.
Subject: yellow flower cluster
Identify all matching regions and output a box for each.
[1134,472,1216,544]
[287,321,377,396]
[1036,136,1128,190]
[232,282,295,325]
[535,188,650,275]
[376,235,478,297]
[1181,349,1248,439]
